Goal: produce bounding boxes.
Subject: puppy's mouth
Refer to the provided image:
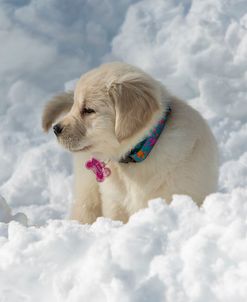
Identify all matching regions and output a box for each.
[57,136,92,153]
[70,145,92,153]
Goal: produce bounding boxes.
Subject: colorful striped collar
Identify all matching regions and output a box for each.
[120,106,171,163]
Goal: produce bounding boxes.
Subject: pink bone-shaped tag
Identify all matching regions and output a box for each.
[85,157,111,182]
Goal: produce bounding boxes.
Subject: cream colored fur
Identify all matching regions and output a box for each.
[42,62,218,224]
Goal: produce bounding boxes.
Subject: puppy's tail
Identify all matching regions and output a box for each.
[42,91,74,132]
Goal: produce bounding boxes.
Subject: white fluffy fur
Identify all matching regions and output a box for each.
[42,62,218,224]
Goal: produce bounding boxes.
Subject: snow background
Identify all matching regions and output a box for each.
[0,0,247,301]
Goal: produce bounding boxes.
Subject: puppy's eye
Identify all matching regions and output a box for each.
[81,108,95,115]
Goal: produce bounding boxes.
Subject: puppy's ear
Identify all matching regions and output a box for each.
[108,75,160,141]
[42,91,74,132]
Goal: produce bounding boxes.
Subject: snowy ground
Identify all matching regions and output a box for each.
[0,0,247,301]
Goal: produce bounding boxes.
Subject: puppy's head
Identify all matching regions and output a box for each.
[43,62,162,158]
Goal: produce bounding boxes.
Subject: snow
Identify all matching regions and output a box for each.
[0,0,247,301]
[1,194,247,301]
[0,195,27,225]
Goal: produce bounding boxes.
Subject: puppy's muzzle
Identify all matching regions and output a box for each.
[53,123,63,136]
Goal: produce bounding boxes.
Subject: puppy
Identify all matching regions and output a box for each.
[42,62,218,224]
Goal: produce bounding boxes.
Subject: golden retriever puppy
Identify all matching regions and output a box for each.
[42,62,218,224]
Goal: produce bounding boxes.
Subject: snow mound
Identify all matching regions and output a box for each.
[0,195,27,225]
[1,193,247,302]
[111,0,247,119]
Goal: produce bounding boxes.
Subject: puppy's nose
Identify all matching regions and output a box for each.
[53,123,63,136]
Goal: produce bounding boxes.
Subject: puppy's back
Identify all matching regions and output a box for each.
[156,94,219,204]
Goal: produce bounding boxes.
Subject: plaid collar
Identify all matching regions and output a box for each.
[120,106,171,163]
